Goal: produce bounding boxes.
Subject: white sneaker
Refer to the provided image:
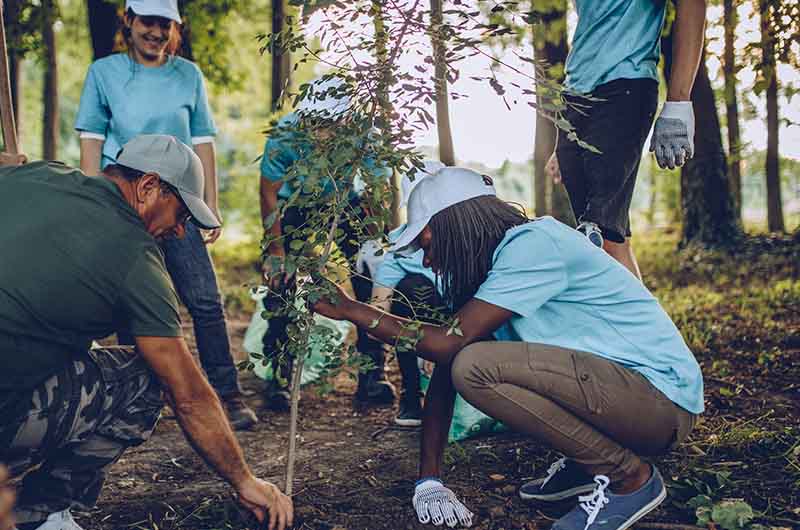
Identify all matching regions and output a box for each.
[31,509,85,530]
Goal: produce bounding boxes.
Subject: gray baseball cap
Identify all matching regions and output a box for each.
[117,134,220,229]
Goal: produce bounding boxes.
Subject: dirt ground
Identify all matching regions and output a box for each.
[74,237,800,530]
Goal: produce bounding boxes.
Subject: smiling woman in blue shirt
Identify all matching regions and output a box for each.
[73,0,258,430]
[312,167,703,530]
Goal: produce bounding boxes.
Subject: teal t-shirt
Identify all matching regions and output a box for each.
[565,0,667,94]
[474,217,704,414]
[376,225,441,294]
[260,113,389,200]
[75,53,217,168]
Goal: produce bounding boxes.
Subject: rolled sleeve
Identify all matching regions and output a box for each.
[474,231,567,317]
[75,65,110,135]
[189,68,217,138]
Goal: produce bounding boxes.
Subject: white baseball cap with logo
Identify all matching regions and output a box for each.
[116,134,220,229]
[390,166,497,257]
[126,0,182,23]
[400,160,445,207]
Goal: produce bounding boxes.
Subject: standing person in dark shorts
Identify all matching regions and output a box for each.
[548,0,706,279]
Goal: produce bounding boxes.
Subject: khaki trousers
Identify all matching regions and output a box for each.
[451,342,696,481]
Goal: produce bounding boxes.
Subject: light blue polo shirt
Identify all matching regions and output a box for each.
[261,113,389,200]
[375,225,440,293]
[565,0,667,94]
[75,53,217,168]
[475,217,704,414]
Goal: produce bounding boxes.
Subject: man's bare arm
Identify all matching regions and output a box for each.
[668,0,706,101]
[136,336,252,486]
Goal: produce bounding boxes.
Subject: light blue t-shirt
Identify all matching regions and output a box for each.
[75,54,217,168]
[565,0,667,94]
[474,217,704,414]
[375,225,440,293]
[260,113,389,200]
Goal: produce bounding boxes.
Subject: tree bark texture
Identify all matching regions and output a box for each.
[4,0,22,139]
[271,0,291,112]
[679,49,741,246]
[531,0,573,225]
[760,0,784,232]
[722,0,742,221]
[42,0,58,161]
[87,0,120,60]
[372,0,401,228]
[430,0,455,166]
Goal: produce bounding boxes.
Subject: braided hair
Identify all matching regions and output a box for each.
[428,195,530,310]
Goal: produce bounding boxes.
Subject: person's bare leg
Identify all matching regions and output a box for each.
[603,238,642,280]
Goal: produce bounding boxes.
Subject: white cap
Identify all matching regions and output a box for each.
[126,0,181,23]
[295,76,350,120]
[117,134,220,229]
[390,167,497,256]
[400,160,445,207]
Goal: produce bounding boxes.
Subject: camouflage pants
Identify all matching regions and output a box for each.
[0,347,163,526]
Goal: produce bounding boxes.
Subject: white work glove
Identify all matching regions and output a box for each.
[413,478,474,528]
[649,101,695,170]
[355,239,385,278]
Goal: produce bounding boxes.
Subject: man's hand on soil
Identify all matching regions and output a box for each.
[413,479,473,528]
[650,101,695,170]
[236,476,293,530]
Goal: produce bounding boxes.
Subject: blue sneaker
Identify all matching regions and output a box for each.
[577,222,603,248]
[551,466,667,530]
[520,457,595,501]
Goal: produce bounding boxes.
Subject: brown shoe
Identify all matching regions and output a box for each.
[222,394,258,431]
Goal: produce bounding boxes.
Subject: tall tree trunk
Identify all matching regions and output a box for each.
[430,0,455,166]
[4,0,22,140]
[531,0,573,225]
[42,0,58,161]
[678,48,740,246]
[372,0,401,227]
[271,0,291,112]
[723,0,742,221]
[87,0,119,60]
[760,0,784,232]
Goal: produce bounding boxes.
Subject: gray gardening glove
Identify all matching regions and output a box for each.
[413,478,474,527]
[649,101,695,170]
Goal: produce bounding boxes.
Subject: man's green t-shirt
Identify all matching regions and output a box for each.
[0,161,182,390]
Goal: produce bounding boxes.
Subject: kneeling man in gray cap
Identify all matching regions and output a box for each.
[0,135,293,530]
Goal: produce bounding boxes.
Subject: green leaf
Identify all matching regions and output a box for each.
[289,239,304,251]
[711,500,754,530]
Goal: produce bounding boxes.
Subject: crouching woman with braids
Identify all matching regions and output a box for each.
[312,167,703,530]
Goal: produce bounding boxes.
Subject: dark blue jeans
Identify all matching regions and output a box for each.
[120,224,240,397]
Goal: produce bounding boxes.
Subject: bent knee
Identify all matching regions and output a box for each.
[451,341,495,394]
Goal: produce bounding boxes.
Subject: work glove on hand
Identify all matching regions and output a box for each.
[413,478,474,528]
[649,101,695,170]
[355,239,385,278]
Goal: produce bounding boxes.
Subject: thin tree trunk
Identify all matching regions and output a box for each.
[373,0,401,228]
[531,0,573,224]
[430,0,455,166]
[42,0,58,161]
[723,0,742,221]
[271,0,291,112]
[760,0,784,232]
[87,0,120,60]
[5,0,22,141]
